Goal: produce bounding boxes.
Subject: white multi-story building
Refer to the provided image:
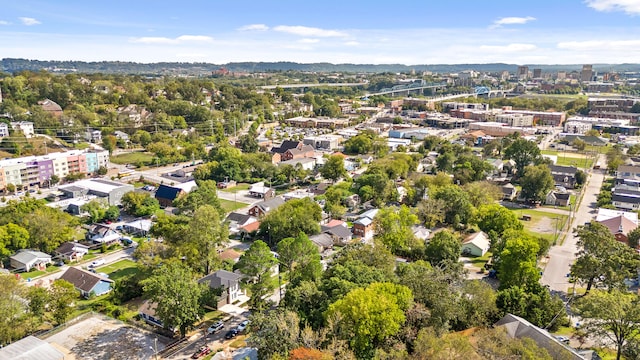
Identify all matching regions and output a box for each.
[495,113,534,127]
[10,122,34,138]
[0,123,9,138]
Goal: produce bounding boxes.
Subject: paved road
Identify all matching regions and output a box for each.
[541,159,605,292]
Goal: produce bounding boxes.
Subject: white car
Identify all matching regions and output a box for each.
[207,321,224,334]
[89,259,105,268]
[235,320,250,333]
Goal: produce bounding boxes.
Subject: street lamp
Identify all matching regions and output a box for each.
[149,337,158,360]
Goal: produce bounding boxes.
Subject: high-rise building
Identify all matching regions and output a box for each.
[581,65,593,82]
[517,66,529,80]
[533,69,542,78]
[557,71,567,80]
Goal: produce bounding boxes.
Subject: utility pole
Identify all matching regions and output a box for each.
[154,122,158,134]
[210,119,214,137]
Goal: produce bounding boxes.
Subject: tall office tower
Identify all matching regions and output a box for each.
[557,71,566,80]
[581,64,593,82]
[517,66,529,80]
[533,68,542,78]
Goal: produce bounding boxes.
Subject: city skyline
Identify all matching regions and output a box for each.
[1,0,640,65]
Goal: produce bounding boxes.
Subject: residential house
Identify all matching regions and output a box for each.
[549,165,578,189]
[84,129,102,143]
[352,209,379,240]
[87,224,120,244]
[270,140,303,164]
[248,181,275,199]
[501,183,517,201]
[38,98,63,118]
[54,241,90,262]
[310,182,330,195]
[309,233,334,253]
[0,122,9,138]
[597,214,639,245]
[226,212,258,235]
[412,225,431,241]
[278,157,316,171]
[238,221,261,238]
[616,164,640,184]
[0,335,64,360]
[114,131,130,142]
[321,220,353,244]
[612,189,640,211]
[495,314,589,360]
[10,121,35,138]
[59,266,114,298]
[198,270,245,309]
[219,248,242,263]
[123,219,153,236]
[461,231,491,257]
[247,196,285,217]
[545,191,571,207]
[282,145,315,162]
[139,300,165,328]
[10,249,52,272]
[154,181,198,207]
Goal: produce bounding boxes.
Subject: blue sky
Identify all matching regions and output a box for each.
[1,0,640,64]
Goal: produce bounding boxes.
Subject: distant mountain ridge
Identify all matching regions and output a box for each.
[3,58,640,75]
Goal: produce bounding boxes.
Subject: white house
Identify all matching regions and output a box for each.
[461,231,491,257]
[0,122,9,138]
[54,241,90,262]
[10,121,34,138]
[10,249,52,272]
[198,270,246,308]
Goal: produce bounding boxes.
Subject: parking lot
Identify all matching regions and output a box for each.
[42,313,169,360]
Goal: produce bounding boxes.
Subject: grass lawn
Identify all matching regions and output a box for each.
[511,208,569,243]
[201,310,224,323]
[220,199,249,213]
[469,252,492,268]
[110,152,155,165]
[552,326,574,336]
[95,259,139,281]
[228,335,247,349]
[555,156,593,169]
[20,265,61,280]
[221,183,251,193]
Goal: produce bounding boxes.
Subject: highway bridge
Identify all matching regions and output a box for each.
[260,82,368,89]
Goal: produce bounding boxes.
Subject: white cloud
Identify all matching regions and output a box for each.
[238,24,269,31]
[479,43,537,52]
[0,20,10,25]
[344,41,360,46]
[491,16,536,28]
[273,25,347,37]
[557,39,640,50]
[585,0,640,14]
[298,38,319,43]
[19,17,41,26]
[131,35,213,45]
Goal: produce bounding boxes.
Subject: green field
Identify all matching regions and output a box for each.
[220,183,251,193]
[220,199,249,213]
[20,266,61,280]
[510,208,569,242]
[541,150,594,169]
[95,259,139,281]
[110,152,155,165]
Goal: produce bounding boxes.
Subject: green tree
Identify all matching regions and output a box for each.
[235,240,278,311]
[504,138,541,177]
[173,180,222,216]
[463,181,503,208]
[259,198,322,246]
[121,191,160,217]
[246,310,301,360]
[628,227,640,249]
[326,282,413,358]
[26,286,49,317]
[81,199,108,223]
[574,290,640,360]
[0,223,29,260]
[141,261,202,337]
[182,205,228,274]
[572,138,587,151]
[277,232,322,285]
[497,235,540,290]
[374,205,419,254]
[102,134,117,155]
[474,203,523,237]
[520,164,554,203]
[575,169,587,186]
[496,284,568,332]
[320,155,348,182]
[424,230,461,268]
[571,222,640,293]
[416,198,446,228]
[431,185,475,226]
[0,275,27,345]
[50,279,79,325]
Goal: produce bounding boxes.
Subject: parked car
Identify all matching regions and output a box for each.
[207,321,224,334]
[555,335,570,344]
[191,346,212,359]
[89,259,105,268]
[235,320,250,333]
[224,329,238,339]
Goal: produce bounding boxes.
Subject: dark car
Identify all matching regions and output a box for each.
[224,329,238,340]
[191,346,212,359]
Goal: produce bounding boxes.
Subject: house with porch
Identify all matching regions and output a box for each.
[59,266,114,298]
[54,241,90,262]
[10,250,52,272]
[198,270,246,309]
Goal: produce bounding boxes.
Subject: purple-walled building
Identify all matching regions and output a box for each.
[28,159,54,184]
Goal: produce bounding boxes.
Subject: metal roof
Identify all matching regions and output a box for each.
[0,336,64,360]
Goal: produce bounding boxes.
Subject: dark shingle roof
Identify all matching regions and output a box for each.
[59,267,113,293]
[155,184,182,201]
[549,165,578,176]
[198,269,242,290]
[226,212,252,224]
[323,225,352,239]
[612,192,640,204]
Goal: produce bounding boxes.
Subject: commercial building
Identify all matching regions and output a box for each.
[495,113,534,127]
[59,178,133,205]
[588,97,639,113]
[468,122,537,137]
[581,64,594,82]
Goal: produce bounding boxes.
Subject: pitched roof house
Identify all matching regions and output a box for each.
[597,215,639,245]
[549,165,579,189]
[501,183,517,201]
[87,224,120,244]
[248,196,285,217]
[198,270,245,308]
[461,231,491,257]
[10,250,52,272]
[54,241,90,262]
[248,182,275,199]
[59,266,114,298]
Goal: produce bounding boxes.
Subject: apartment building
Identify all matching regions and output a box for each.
[495,113,534,127]
[0,150,109,191]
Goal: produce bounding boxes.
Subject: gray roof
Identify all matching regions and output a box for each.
[495,314,586,360]
[55,241,89,256]
[59,267,113,293]
[549,165,578,176]
[612,192,640,204]
[226,212,253,224]
[310,233,333,248]
[198,269,242,290]
[253,196,285,213]
[322,225,352,239]
[10,250,51,265]
[0,335,64,360]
